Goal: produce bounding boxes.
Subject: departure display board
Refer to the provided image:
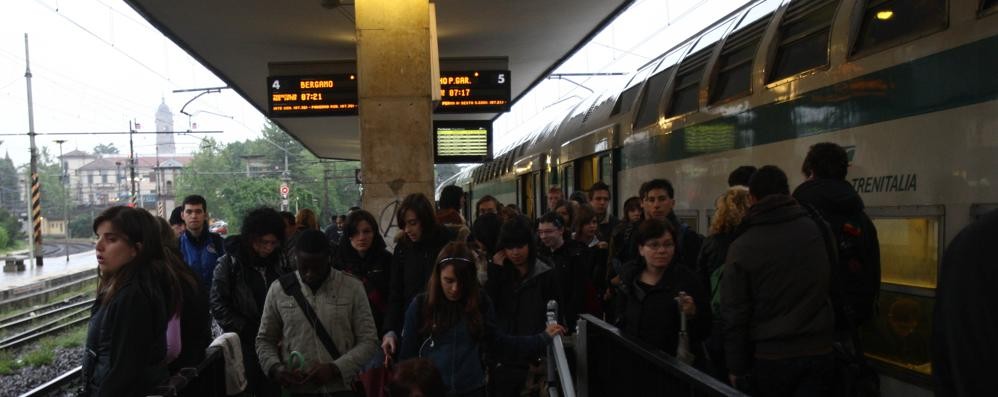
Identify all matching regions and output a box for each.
[267,74,358,117]
[433,120,493,164]
[436,70,511,114]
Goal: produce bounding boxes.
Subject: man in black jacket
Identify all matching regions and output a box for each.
[722,166,835,396]
[793,142,880,335]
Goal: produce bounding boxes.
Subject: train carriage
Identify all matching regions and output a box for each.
[439,0,998,394]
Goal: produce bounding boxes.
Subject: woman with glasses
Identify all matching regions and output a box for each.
[399,242,566,397]
[614,219,709,360]
[211,207,294,396]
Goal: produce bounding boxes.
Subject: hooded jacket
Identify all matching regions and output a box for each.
[211,235,294,346]
[721,194,835,375]
[793,178,881,327]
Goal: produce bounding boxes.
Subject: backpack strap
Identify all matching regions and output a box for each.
[278,273,342,360]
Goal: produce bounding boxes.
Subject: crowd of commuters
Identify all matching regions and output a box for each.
[86,141,997,397]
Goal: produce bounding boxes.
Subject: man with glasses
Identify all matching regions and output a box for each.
[211,207,295,396]
[536,212,594,330]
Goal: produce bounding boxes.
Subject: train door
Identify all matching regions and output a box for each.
[572,151,616,215]
[561,163,575,198]
[519,172,541,220]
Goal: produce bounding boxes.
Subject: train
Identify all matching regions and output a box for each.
[438,0,998,394]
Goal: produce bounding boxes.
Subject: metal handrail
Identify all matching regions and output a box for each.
[577,314,747,397]
[546,300,576,397]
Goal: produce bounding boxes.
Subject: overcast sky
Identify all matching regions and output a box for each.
[0,0,749,168]
[0,0,265,167]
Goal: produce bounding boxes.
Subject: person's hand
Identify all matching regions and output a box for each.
[603,288,615,301]
[596,241,609,249]
[545,323,567,337]
[729,374,739,388]
[492,251,506,266]
[677,291,696,316]
[303,363,340,385]
[271,365,305,386]
[381,334,398,355]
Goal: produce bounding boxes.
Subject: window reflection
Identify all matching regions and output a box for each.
[861,291,933,375]
[872,217,939,288]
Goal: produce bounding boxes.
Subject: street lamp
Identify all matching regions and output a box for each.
[54,140,68,262]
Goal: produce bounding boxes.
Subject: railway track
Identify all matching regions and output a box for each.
[0,297,94,341]
[0,303,91,351]
[18,366,82,397]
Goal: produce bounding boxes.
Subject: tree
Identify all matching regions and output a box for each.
[0,154,22,215]
[174,123,362,231]
[94,143,119,155]
[0,208,22,247]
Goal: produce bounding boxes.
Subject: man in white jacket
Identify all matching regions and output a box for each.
[257,230,378,395]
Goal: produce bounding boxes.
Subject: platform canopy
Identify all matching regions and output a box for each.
[124,0,633,160]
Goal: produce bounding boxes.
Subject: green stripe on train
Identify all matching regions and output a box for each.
[621,35,998,170]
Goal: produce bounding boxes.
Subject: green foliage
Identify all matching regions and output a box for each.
[0,351,13,375]
[0,208,22,247]
[175,122,361,231]
[70,213,93,238]
[21,345,54,367]
[93,143,119,155]
[0,227,9,249]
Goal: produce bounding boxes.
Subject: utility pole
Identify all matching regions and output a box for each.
[129,120,137,207]
[54,139,68,262]
[24,34,42,267]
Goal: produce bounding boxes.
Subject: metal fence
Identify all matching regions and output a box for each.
[575,314,747,397]
[150,346,226,397]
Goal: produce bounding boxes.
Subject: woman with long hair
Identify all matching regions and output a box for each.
[399,242,565,396]
[84,206,183,396]
[383,193,454,358]
[333,209,393,335]
[696,186,751,379]
[155,217,211,373]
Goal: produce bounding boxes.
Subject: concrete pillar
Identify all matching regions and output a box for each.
[356,0,434,241]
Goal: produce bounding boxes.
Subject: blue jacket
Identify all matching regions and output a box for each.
[399,292,549,395]
[179,230,225,290]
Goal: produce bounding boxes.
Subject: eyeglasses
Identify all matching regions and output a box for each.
[643,241,675,251]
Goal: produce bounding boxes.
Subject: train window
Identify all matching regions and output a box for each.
[633,69,673,129]
[860,289,933,376]
[983,0,998,13]
[710,8,775,104]
[667,49,713,117]
[971,203,998,220]
[768,0,840,83]
[563,164,575,196]
[873,217,940,289]
[674,210,700,234]
[851,0,947,58]
[611,85,641,116]
[599,155,613,192]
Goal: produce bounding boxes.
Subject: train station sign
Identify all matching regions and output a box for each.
[435,70,511,113]
[433,120,493,164]
[267,74,358,117]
